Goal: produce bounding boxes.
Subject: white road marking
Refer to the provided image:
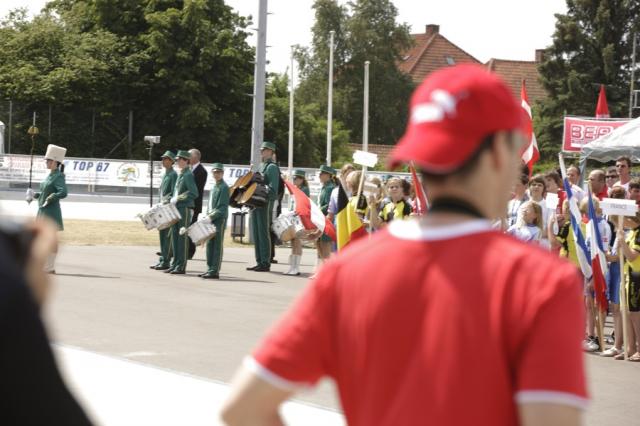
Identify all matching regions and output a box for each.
[54,345,345,426]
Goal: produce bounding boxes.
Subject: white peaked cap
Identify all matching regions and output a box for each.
[44,144,67,163]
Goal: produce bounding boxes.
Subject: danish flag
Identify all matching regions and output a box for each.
[520,80,539,177]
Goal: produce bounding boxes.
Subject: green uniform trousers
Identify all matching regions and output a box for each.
[250,201,273,268]
[206,219,226,274]
[170,207,193,272]
[157,227,173,267]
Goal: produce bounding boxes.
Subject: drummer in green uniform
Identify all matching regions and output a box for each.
[316,165,336,266]
[25,144,68,273]
[166,150,198,275]
[151,150,178,270]
[283,169,310,276]
[199,163,230,279]
[247,141,280,272]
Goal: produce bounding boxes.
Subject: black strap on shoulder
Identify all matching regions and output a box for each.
[429,197,485,219]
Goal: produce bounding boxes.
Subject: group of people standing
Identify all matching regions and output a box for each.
[149,148,228,279]
[505,156,640,362]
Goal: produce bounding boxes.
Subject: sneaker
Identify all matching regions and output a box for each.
[605,332,615,345]
[582,336,599,352]
[601,347,622,357]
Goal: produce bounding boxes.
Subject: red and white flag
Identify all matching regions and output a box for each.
[595,84,610,118]
[284,180,336,241]
[520,80,539,177]
[409,162,428,215]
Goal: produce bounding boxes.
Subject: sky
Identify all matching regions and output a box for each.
[4,0,568,75]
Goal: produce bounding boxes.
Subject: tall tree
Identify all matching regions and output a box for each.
[296,0,414,150]
[536,0,640,159]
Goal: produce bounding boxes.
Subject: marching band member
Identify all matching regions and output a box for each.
[151,150,178,270]
[247,142,280,272]
[166,150,198,275]
[316,165,336,264]
[25,144,68,273]
[200,163,229,279]
[283,169,310,276]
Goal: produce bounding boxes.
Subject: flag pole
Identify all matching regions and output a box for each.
[618,215,631,360]
[357,61,370,200]
[588,185,606,354]
[326,30,335,166]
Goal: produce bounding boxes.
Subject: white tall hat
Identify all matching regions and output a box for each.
[44,144,67,163]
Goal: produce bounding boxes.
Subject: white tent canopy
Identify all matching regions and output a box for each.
[579,116,640,171]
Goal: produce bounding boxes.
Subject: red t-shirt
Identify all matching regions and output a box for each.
[251,219,588,426]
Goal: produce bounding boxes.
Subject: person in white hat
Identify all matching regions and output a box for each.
[26,144,68,273]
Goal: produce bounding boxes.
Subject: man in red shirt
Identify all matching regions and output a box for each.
[221,64,587,426]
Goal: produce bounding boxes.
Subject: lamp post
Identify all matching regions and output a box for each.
[144,136,161,207]
[326,30,335,166]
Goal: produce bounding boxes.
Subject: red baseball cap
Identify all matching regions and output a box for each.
[389,64,523,173]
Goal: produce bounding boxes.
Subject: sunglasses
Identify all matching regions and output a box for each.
[606,175,618,179]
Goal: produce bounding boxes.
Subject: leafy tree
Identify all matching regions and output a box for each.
[295,0,414,152]
[536,0,640,160]
[264,72,350,168]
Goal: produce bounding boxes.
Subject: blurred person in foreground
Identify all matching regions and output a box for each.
[220,64,587,426]
[0,218,92,425]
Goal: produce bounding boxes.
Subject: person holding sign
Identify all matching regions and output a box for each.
[615,213,640,361]
[221,64,587,426]
[25,144,68,273]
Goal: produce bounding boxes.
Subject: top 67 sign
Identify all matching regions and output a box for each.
[562,116,630,152]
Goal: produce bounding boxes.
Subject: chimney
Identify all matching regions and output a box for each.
[535,49,545,63]
[425,24,440,37]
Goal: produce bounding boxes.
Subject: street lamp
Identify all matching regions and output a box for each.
[144,136,161,207]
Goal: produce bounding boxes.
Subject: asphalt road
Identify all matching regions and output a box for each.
[45,244,639,425]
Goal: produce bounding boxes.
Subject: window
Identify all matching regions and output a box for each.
[445,56,455,65]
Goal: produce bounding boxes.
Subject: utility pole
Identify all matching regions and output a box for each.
[630,32,637,118]
[326,31,335,166]
[250,0,268,169]
[287,46,295,179]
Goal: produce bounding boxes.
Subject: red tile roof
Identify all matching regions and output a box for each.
[486,59,546,104]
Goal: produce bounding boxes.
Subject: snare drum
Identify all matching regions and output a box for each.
[156,203,181,230]
[292,214,317,240]
[239,183,269,209]
[186,221,217,246]
[272,213,296,242]
[139,205,162,230]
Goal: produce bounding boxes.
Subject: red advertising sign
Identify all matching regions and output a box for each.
[562,117,630,152]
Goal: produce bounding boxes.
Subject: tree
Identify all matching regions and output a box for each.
[536,0,640,160]
[295,0,415,152]
[263,72,350,168]
[0,0,255,162]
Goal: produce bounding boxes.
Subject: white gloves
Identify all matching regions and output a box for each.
[170,195,178,204]
[199,215,212,224]
[25,188,35,203]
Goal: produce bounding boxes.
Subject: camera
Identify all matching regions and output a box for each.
[144,136,161,144]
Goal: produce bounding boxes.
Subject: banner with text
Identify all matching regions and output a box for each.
[562,117,630,152]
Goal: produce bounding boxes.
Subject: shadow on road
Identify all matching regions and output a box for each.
[55,273,119,279]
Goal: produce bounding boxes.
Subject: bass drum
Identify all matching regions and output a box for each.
[229,171,254,208]
[239,182,268,209]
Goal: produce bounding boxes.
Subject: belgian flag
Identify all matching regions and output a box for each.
[336,183,367,250]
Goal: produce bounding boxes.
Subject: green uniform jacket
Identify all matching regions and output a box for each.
[260,159,280,201]
[36,169,68,230]
[173,168,198,209]
[160,168,178,203]
[301,185,310,197]
[207,180,230,223]
[318,181,335,215]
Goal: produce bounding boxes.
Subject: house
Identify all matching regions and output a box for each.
[398,24,480,82]
[399,24,547,104]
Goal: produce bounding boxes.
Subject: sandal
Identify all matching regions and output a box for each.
[628,353,640,362]
[614,352,627,360]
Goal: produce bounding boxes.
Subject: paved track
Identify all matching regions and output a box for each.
[45,244,639,425]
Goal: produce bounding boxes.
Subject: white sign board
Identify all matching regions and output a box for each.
[545,193,559,210]
[352,150,378,168]
[600,198,639,216]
